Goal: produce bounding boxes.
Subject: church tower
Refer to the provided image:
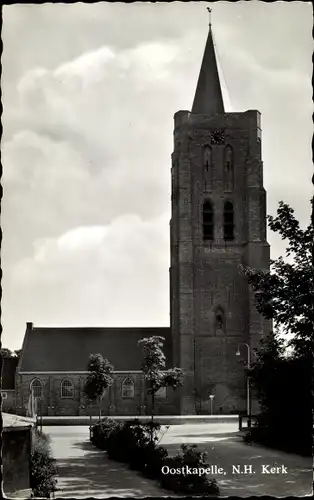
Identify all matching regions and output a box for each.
[170,20,271,414]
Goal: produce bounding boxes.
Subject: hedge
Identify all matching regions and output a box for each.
[30,430,58,498]
[90,418,220,495]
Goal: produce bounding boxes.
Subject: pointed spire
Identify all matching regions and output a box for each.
[192,10,224,115]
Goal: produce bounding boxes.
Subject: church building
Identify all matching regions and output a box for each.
[169,22,271,414]
[14,21,270,417]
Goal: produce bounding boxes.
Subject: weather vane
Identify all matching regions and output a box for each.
[207,6,212,27]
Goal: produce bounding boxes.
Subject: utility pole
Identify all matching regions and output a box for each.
[236,343,251,427]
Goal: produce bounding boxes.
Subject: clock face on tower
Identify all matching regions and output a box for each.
[211,129,225,145]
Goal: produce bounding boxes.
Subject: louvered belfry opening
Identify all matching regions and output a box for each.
[203,200,214,241]
[224,200,234,241]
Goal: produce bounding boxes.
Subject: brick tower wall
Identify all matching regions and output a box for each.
[170,110,271,415]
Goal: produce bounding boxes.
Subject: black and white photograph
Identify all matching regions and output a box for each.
[1,1,313,498]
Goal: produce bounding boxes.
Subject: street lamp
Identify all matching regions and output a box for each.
[209,394,215,415]
[236,343,251,426]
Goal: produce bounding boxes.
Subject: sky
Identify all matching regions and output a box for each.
[1,1,313,350]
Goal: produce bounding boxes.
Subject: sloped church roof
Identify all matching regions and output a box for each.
[18,324,172,372]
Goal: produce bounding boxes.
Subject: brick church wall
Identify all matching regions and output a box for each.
[49,374,83,416]
[16,372,179,416]
[113,373,143,415]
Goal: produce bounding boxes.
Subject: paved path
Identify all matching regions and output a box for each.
[45,424,312,498]
[159,423,312,497]
[45,426,171,498]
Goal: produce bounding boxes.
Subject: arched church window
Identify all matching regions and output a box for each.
[223,200,234,241]
[61,379,74,399]
[30,378,43,399]
[122,377,135,399]
[203,145,212,171]
[224,146,234,192]
[203,200,214,241]
[214,306,225,335]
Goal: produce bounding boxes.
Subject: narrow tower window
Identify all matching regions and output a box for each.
[214,306,225,335]
[224,146,234,192]
[203,145,212,171]
[203,200,214,241]
[223,200,234,241]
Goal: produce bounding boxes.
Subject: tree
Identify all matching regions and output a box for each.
[248,332,285,415]
[311,173,314,223]
[0,348,21,357]
[247,332,311,456]
[311,173,314,266]
[84,353,114,419]
[1,348,14,357]
[242,200,314,360]
[241,199,313,455]
[30,431,58,498]
[138,336,183,429]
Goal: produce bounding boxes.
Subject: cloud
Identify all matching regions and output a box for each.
[7,214,170,330]
[2,40,186,273]
[56,46,116,82]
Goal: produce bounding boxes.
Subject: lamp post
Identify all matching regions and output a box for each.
[311,174,314,267]
[193,338,197,414]
[209,394,215,415]
[236,343,251,427]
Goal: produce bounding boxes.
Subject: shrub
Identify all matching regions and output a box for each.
[90,421,220,495]
[93,418,167,479]
[141,443,169,480]
[91,417,122,450]
[30,430,58,498]
[125,419,162,444]
[106,421,148,463]
[128,440,150,472]
[159,444,220,496]
[111,422,168,480]
[91,418,164,452]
